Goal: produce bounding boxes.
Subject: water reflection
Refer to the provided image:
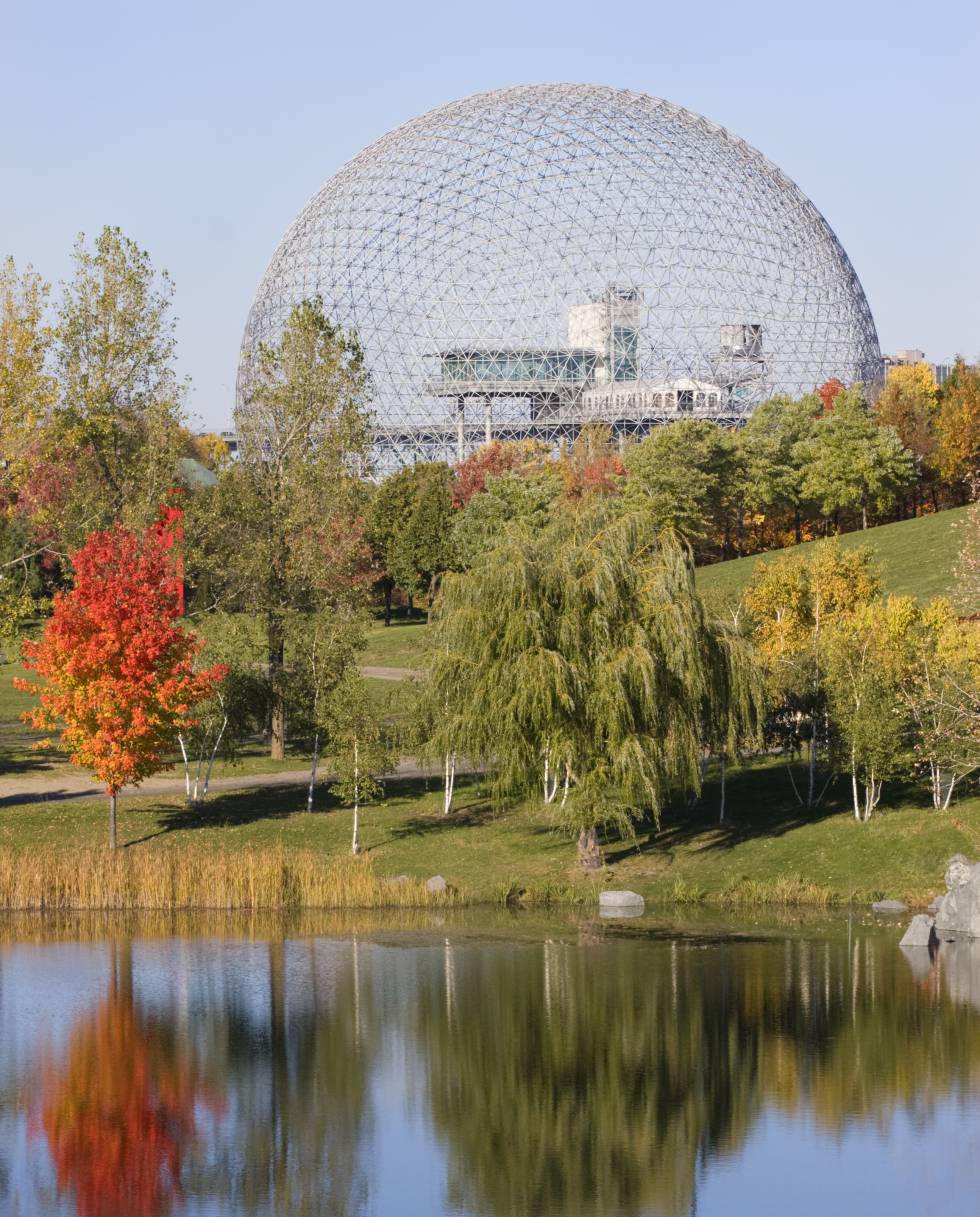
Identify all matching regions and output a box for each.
[1,915,979,1216]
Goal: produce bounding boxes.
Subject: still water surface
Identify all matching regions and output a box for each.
[1,909,979,1217]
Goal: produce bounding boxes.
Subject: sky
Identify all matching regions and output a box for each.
[1,0,977,430]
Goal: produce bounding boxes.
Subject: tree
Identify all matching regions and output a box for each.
[745,543,880,808]
[326,672,394,855]
[426,501,752,868]
[935,358,980,493]
[622,420,744,555]
[824,603,906,821]
[367,463,453,620]
[176,613,267,804]
[451,440,547,507]
[285,605,364,811]
[450,466,559,571]
[50,227,187,542]
[0,256,57,477]
[816,378,845,413]
[740,394,821,544]
[881,596,980,808]
[221,298,372,757]
[797,388,915,529]
[15,513,223,846]
[875,363,939,512]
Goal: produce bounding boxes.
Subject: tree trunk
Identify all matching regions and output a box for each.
[202,715,228,802]
[861,501,868,530]
[178,734,191,800]
[351,738,361,854]
[443,751,456,815]
[307,731,320,812]
[109,791,117,849]
[383,581,392,627]
[794,507,802,545]
[718,751,727,824]
[577,826,603,871]
[268,618,286,760]
[807,717,817,808]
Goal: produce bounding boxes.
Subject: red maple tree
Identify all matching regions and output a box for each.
[816,377,846,413]
[16,512,224,846]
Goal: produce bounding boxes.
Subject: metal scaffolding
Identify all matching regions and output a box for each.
[238,84,881,467]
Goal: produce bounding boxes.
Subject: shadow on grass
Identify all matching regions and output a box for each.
[602,759,866,866]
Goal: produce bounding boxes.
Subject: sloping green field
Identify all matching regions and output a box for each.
[697,506,972,613]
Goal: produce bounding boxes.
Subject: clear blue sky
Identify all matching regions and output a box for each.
[2,0,977,429]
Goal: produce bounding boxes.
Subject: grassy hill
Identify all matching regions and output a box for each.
[696,506,973,613]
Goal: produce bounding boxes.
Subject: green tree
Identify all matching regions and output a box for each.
[426,501,754,867]
[622,419,745,556]
[740,393,820,543]
[824,602,907,821]
[50,227,187,541]
[176,613,267,804]
[367,463,453,619]
[220,298,371,758]
[450,466,559,570]
[326,671,395,854]
[285,605,364,810]
[797,388,915,529]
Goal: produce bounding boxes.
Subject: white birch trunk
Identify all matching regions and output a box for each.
[351,737,361,855]
[560,763,571,809]
[443,751,456,816]
[202,715,227,801]
[543,756,558,804]
[178,734,192,799]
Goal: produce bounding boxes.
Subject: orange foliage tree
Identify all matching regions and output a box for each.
[16,511,224,846]
[816,378,846,413]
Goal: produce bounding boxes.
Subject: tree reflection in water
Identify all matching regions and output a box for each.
[10,920,980,1217]
[413,927,980,1217]
[33,940,215,1217]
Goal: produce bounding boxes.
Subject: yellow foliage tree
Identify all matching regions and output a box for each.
[0,256,57,478]
[875,361,938,468]
[936,358,980,491]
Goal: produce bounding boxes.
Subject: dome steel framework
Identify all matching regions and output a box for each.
[238,84,881,466]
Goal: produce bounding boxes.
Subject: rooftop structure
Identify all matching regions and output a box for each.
[238,84,882,466]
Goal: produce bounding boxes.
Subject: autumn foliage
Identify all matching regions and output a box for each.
[36,957,217,1217]
[16,513,224,802]
[816,378,846,413]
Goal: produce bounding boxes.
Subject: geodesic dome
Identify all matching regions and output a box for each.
[238,83,881,465]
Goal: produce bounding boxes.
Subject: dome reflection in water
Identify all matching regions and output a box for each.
[1,913,979,1217]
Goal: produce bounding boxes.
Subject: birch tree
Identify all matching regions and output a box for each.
[326,673,394,855]
[745,543,880,808]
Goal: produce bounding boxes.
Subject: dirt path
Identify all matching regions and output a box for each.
[0,756,445,810]
[360,665,422,681]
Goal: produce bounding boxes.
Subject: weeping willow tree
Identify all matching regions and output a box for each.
[424,500,762,867]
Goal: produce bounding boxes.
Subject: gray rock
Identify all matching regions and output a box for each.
[935,854,980,939]
[900,914,938,949]
[390,874,410,885]
[599,890,645,918]
[872,899,908,914]
[425,874,447,894]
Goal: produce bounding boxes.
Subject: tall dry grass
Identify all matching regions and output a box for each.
[0,847,461,912]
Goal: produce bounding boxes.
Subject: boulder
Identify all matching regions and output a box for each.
[390,874,410,885]
[935,855,980,939]
[599,890,645,918]
[425,874,448,894]
[872,899,908,914]
[900,914,938,949]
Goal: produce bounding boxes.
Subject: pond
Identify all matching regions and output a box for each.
[0,908,978,1216]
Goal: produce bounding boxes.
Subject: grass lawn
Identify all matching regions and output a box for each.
[697,505,972,613]
[2,756,977,908]
[362,618,428,668]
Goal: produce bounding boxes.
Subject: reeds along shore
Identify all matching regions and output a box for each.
[0,848,462,912]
